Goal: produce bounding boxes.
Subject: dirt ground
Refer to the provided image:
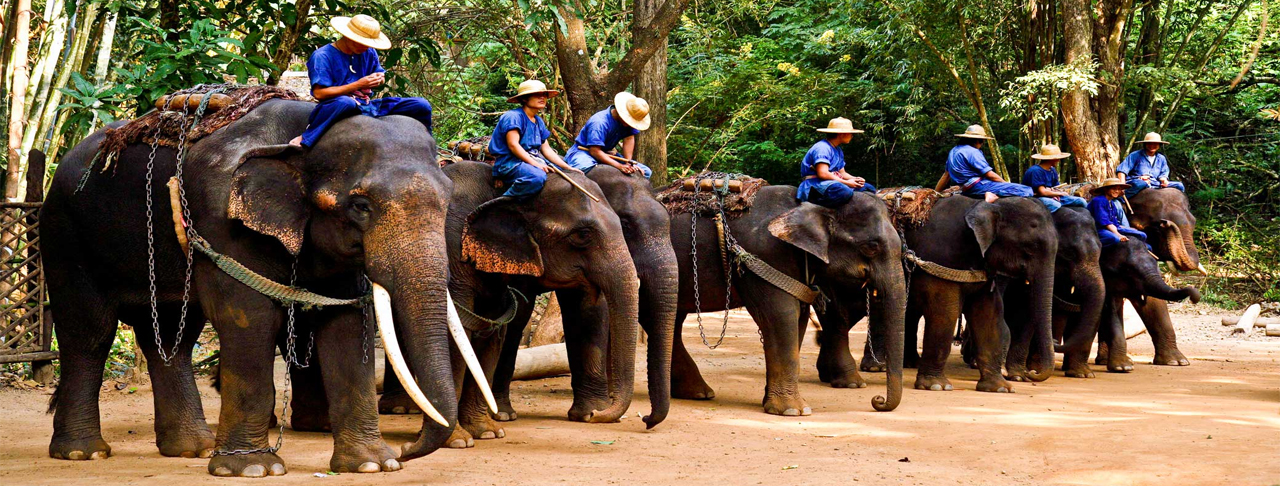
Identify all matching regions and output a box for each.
[1,306,1277,486]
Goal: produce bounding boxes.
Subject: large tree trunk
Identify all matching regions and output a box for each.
[4,0,30,201]
[633,0,669,186]
[266,0,312,85]
[1060,0,1132,182]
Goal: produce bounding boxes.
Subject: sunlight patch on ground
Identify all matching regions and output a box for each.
[1198,376,1249,385]
[708,417,916,438]
[1212,415,1280,430]
[1045,469,1162,486]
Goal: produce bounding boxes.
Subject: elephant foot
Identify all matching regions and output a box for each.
[446,426,474,449]
[494,396,518,422]
[913,375,953,391]
[461,414,506,441]
[156,429,215,458]
[671,373,716,400]
[567,396,611,423]
[1061,361,1096,378]
[1107,353,1135,373]
[1094,343,1110,366]
[378,392,421,415]
[859,355,886,373]
[762,394,811,417]
[208,451,287,478]
[288,411,332,432]
[1004,364,1030,382]
[330,441,400,474]
[976,376,1014,393]
[49,436,112,460]
[826,369,868,389]
[1152,348,1190,366]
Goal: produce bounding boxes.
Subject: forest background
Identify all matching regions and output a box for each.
[0,0,1276,306]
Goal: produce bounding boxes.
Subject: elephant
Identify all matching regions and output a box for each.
[869,196,1058,393]
[669,187,905,416]
[384,160,643,448]
[42,99,476,476]
[1121,187,1204,366]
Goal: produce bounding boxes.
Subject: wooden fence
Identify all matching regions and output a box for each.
[0,201,56,380]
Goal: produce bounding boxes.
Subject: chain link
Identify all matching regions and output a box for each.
[689,172,748,349]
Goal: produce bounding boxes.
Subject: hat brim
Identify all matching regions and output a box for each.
[1031,153,1071,160]
[332,17,392,50]
[1133,140,1170,145]
[507,90,560,104]
[1093,183,1132,194]
[956,133,995,140]
[817,128,864,134]
[613,92,651,130]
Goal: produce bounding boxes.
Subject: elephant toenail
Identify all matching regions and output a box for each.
[929,384,942,391]
[801,407,812,416]
[212,466,233,476]
[66,451,85,460]
[270,463,286,476]
[496,429,506,438]
[242,464,267,477]
[199,448,214,458]
[944,384,954,391]
[384,459,401,471]
[479,431,495,439]
[358,462,380,473]
[997,387,1008,393]
[90,451,107,460]
[782,408,800,416]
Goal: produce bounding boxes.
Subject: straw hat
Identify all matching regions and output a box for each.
[613,92,652,131]
[331,15,392,50]
[1030,143,1071,160]
[507,79,560,103]
[1134,132,1170,145]
[1092,177,1132,195]
[816,117,864,134]
[956,124,995,140]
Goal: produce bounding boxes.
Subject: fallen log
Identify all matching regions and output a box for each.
[155,93,232,112]
[513,343,569,381]
[682,178,743,193]
[1233,304,1262,334]
[1266,324,1280,337]
[1219,316,1280,327]
[1123,300,1147,339]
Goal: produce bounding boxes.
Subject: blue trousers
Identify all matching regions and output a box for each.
[1036,194,1087,213]
[493,155,547,200]
[1098,227,1148,248]
[802,179,877,208]
[301,96,433,147]
[1124,179,1185,198]
[564,149,652,178]
[963,179,1034,198]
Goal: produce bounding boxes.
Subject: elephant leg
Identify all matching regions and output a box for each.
[743,284,810,416]
[914,279,960,391]
[967,295,1013,393]
[816,298,867,389]
[313,308,400,473]
[490,302,535,422]
[558,288,611,422]
[123,304,216,457]
[284,331,330,432]
[1133,297,1189,366]
[377,357,419,414]
[47,268,117,461]
[204,294,288,477]
[1059,312,1096,378]
[458,327,507,440]
[960,318,979,369]
[671,310,716,400]
[1101,297,1134,372]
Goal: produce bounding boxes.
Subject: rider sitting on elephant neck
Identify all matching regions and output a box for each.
[564,91,653,178]
[1022,143,1087,213]
[289,15,433,148]
[487,79,580,200]
[1089,178,1149,248]
[795,117,875,208]
[935,124,1033,203]
[1117,132,1186,198]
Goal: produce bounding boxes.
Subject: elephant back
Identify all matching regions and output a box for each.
[655,172,768,219]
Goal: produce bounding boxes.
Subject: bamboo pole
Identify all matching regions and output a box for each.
[4,0,30,201]
[39,1,99,165]
[92,9,116,84]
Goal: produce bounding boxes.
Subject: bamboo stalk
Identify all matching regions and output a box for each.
[4,0,30,201]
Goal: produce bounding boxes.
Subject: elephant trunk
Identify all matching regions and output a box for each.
[638,239,677,429]
[1056,264,1107,354]
[1140,267,1202,304]
[1024,269,1056,382]
[585,261,641,423]
[871,258,906,412]
[1163,222,1199,272]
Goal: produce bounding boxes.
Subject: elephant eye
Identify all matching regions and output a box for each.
[350,197,373,213]
[567,226,595,248]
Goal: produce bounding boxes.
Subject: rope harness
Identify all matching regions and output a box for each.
[1054,294,1082,313]
[451,287,528,335]
[882,186,990,285]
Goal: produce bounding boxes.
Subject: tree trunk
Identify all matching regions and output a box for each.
[267,0,312,85]
[1060,0,1130,182]
[4,0,30,201]
[633,0,669,185]
[39,1,98,166]
[159,0,180,44]
[92,8,116,84]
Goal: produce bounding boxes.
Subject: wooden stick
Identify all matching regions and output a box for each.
[605,153,638,165]
[546,163,602,203]
[1120,194,1135,214]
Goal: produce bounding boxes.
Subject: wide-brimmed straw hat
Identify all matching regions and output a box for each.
[1031,143,1071,160]
[1093,177,1132,195]
[816,117,864,134]
[955,124,995,140]
[331,15,392,50]
[1133,132,1170,145]
[507,79,560,103]
[613,92,652,131]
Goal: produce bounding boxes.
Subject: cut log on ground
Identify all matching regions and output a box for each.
[1220,316,1280,327]
[1233,304,1261,334]
[528,294,564,347]
[1266,324,1280,337]
[1123,300,1147,339]
[513,343,570,381]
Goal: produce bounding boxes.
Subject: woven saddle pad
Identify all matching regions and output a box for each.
[656,173,769,219]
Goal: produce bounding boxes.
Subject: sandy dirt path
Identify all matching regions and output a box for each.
[1,308,1277,485]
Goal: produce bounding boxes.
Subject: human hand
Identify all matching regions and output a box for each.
[853,176,866,184]
[1119,235,1130,242]
[1159,179,1169,187]
[532,162,551,173]
[359,72,385,89]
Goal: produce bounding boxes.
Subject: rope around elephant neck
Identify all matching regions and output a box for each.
[451,287,528,334]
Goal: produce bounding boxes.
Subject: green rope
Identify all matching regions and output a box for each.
[453,287,528,331]
[190,236,369,310]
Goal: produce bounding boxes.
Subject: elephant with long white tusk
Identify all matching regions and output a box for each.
[372,283,450,427]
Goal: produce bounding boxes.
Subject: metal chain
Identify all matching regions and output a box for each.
[360,276,371,365]
[689,172,748,349]
[863,287,878,364]
[146,98,181,365]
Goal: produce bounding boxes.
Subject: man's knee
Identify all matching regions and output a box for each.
[857,182,876,193]
[636,163,653,179]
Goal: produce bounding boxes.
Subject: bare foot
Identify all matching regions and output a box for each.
[984,192,999,203]
[288,136,303,148]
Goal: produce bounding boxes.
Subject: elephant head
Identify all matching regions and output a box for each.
[1047,207,1106,364]
[964,198,1058,381]
[768,192,905,411]
[227,114,477,460]
[455,164,641,424]
[1098,238,1202,304]
[1126,188,1203,274]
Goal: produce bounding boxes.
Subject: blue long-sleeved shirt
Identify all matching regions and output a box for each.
[1116,150,1170,182]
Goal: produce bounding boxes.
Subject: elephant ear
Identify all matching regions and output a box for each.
[768,203,833,264]
[462,197,544,276]
[965,202,999,257]
[228,145,309,255]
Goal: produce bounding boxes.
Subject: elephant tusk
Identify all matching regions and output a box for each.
[1197,264,1209,277]
[446,291,499,414]
[371,283,450,427]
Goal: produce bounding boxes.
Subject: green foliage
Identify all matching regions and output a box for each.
[999,61,1099,136]
[123,18,274,111]
[56,73,128,142]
